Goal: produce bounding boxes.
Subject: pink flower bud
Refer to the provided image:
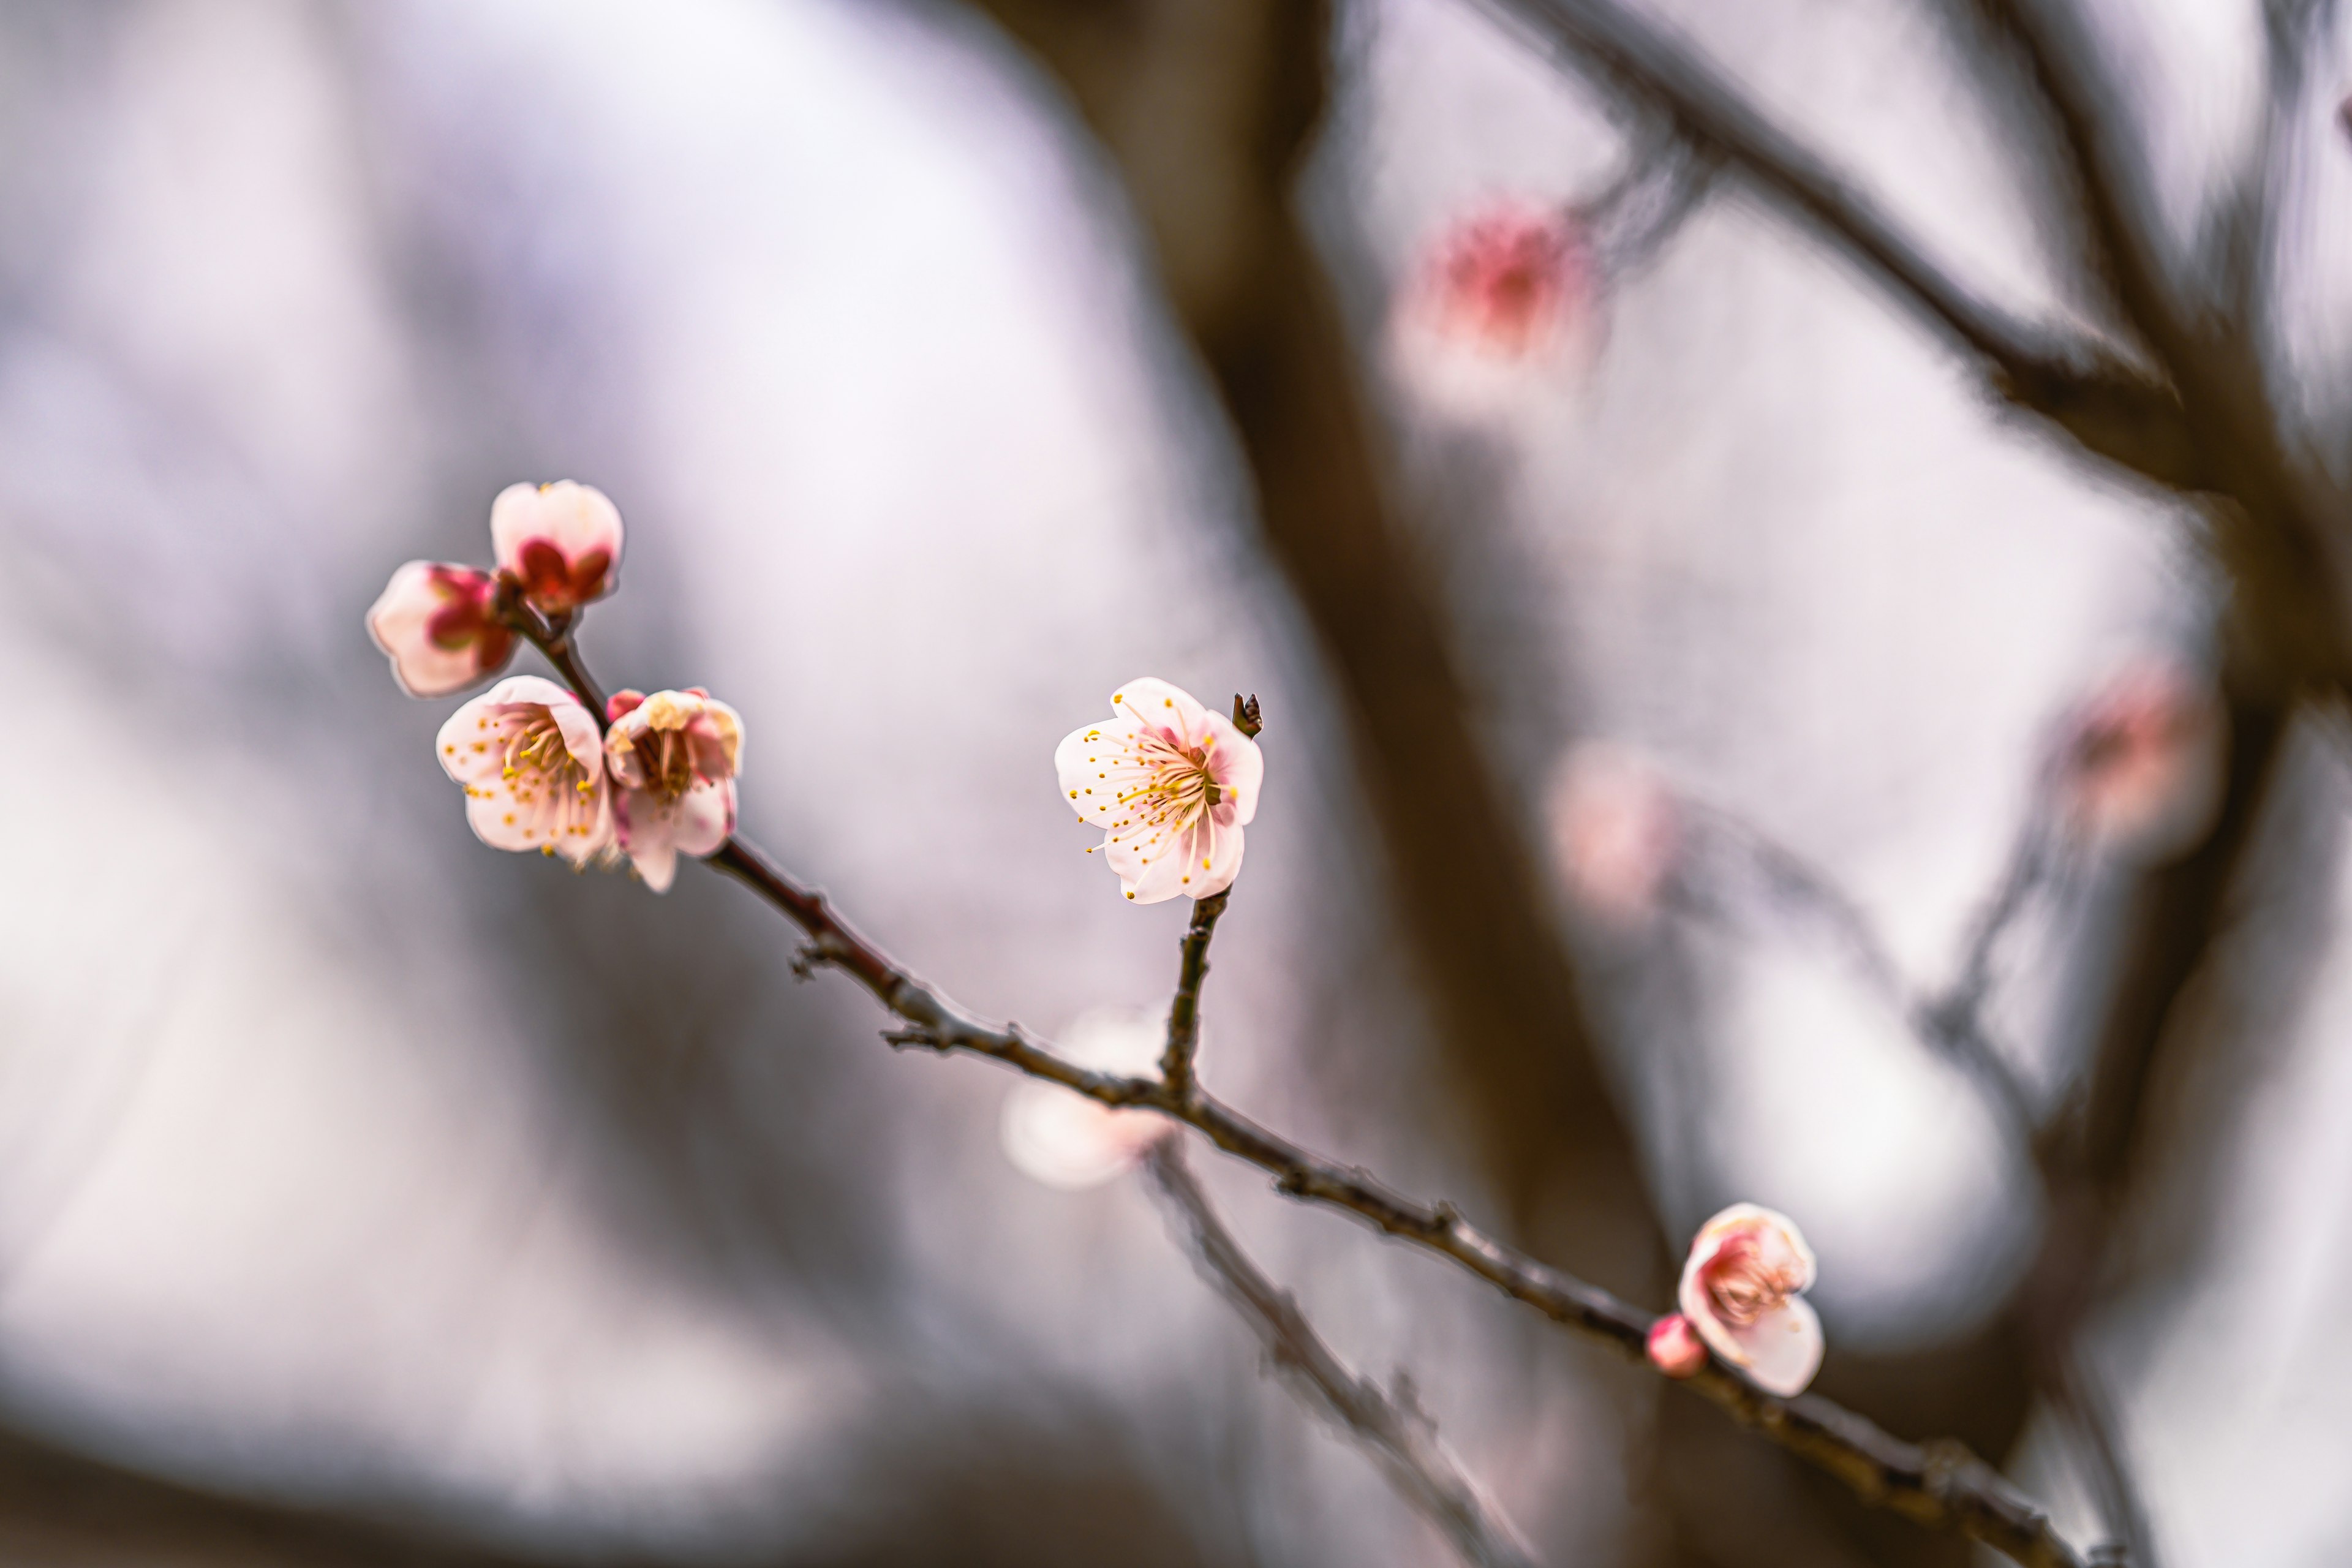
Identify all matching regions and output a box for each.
[605,688,744,893]
[1548,743,1680,929]
[366,562,514,697]
[490,480,624,615]
[1645,1313,1708,1379]
[1054,678,1264,904]
[1676,1204,1823,1396]
[436,676,612,864]
[2051,660,2223,864]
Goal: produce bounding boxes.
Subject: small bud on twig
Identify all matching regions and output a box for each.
[1232,693,1264,737]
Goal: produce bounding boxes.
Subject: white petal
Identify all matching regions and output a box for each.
[464,773,560,854]
[1728,1298,1823,1396]
[671,778,735,859]
[436,695,508,784]
[488,483,544,573]
[618,790,680,893]
[491,480,624,576]
[1200,711,1264,826]
[1104,806,1202,903]
[1177,816,1244,899]
[1109,677,1212,747]
[1055,717,1149,824]
[367,562,484,698]
[551,695,606,775]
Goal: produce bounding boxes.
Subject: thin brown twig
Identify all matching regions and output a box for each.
[1143,1136,1539,1568]
[1162,891,1229,1099]
[481,612,2081,1568]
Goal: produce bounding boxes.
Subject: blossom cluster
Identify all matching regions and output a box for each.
[369,483,741,891]
[371,486,1826,1399]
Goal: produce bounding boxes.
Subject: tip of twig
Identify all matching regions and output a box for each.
[1232,693,1264,738]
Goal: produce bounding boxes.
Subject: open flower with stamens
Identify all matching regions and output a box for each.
[367,562,514,697]
[436,676,611,864]
[605,688,743,894]
[1054,677,1264,903]
[1676,1204,1823,1396]
[491,480,624,615]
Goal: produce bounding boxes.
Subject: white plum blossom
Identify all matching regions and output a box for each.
[1000,1008,1166,1191]
[366,562,514,697]
[1055,678,1264,903]
[436,676,612,864]
[491,480,625,615]
[605,688,743,894]
[1676,1203,1823,1397]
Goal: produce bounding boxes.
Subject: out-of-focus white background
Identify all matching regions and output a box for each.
[1,1,2347,1563]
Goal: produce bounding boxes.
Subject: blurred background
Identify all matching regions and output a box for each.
[0,0,2346,1562]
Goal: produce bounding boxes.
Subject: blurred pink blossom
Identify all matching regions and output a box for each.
[1645,1313,1708,1379]
[1055,678,1263,904]
[1001,1008,1167,1191]
[2051,660,2223,864]
[436,675,612,864]
[491,480,624,616]
[1417,201,1591,359]
[1547,743,1681,928]
[605,687,743,893]
[1677,1204,1822,1397]
[366,562,513,697]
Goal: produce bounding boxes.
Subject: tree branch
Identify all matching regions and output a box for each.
[1161,889,1229,1099]
[485,583,2078,1564]
[1143,1137,1539,1568]
[1473,0,2203,489]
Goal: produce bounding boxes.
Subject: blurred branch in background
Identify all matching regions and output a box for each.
[1475,0,2204,489]
[0,1422,537,1568]
[1143,1136,1539,1568]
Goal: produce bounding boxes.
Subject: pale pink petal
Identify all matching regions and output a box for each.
[1645,1314,1708,1379]
[1725,1298,1823,1398]
[368,562,500,697]
[489,480,623,572]
[1110,677,1211,747]
[549,695,606,772]
[1178,816,1245,899]
[671,778,736,858]
[1055,717,1151,826]
[1103,825,1187,903]
[437,697,510,785]
[1200,710,1264,826]
[616,791,681,892]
